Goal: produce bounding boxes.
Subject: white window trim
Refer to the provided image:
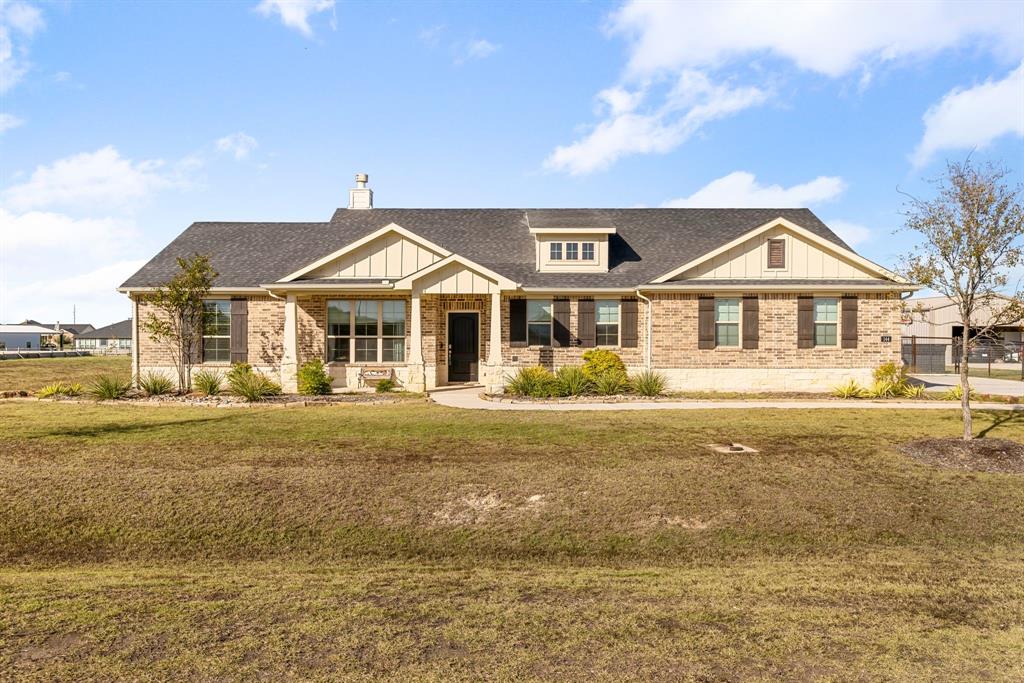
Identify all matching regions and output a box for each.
[581,242,596,261]
[595,299,620,348]
[813,297,839,347]
[202,299,232,364]
[714,297,741,349]
[527,298,554,348]
[326,299,407,365]
[549,243,563,261]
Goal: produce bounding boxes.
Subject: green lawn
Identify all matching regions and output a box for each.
[1,402,1023,680]
[0,355,131,392]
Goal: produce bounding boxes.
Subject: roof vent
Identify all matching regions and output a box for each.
[349,172,373,210]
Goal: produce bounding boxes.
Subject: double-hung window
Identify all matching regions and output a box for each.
[327,300,406,363]
[715,298,740,347]
[596,300,619,346]
[565,242,579,260]
[527,300,552,346]
[581,242,595,260]
[549,243,562,261]
[202,300,231,362]
[813,298,838,346]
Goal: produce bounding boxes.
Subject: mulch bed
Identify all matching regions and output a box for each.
[898,438,1024,474]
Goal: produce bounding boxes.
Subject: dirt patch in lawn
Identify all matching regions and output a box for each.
[899,438,1024,474]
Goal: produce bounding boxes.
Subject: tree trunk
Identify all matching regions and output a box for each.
[960,337,972,440]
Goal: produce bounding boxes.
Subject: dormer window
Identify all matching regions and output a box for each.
[565,242,578,260]
[582,242,595,260]
[549,243,562,260]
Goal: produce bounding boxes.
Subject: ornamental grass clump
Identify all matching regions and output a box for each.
[375,378,395,393]
[555,366,591,397]
[630,369,666,397]
[138,371,175,396]
[593,371,628,396]
[227,362,281,402]
[297,359,332,396]
[193,370,224,396]
[831,379,865,399]
[88,375,131,400]
[941,384,976,402]
[505,367,557,398]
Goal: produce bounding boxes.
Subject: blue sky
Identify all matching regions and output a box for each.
[1,0,1022,325]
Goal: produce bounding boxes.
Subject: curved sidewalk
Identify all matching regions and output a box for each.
[429,387,1024,412]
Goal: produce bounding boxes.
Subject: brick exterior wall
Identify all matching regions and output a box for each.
[295,294,412,367]
[422,294,491,368]
[500,295,647,369]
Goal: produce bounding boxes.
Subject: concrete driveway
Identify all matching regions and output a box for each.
[912,374,1024,397]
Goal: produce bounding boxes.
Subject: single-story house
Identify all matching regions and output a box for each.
[120,174,917,393]
[21,320,95,339]
[0,323,59,350]
[75,319,132,353]
[902,295,1022,369]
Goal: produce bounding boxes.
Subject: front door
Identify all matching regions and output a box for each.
[448,312,479,382]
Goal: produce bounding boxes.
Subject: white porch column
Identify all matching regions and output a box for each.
[281,294,299,393]
[486,290,504,393]
[407,289,425,392]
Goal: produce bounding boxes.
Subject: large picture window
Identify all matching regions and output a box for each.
[527,300,552,346]
[715,298,740,347]
[202,300,231,362]
[814,298,838,346]
[596,300,619,346]
[327,299,406,363]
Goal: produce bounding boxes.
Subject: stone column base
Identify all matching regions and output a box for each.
[406,362,426,393]
[280,361,298,393]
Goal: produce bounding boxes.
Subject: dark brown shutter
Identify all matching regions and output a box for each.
[509,298,527,347]
[577,299,595,348]
[698,297,715,349]
[230,298,248,363]
[797,296,814,348]
[768,239,786,268]
[620,298,638,348]
[842,296,858,348]
[742,295,759,349]
[553,298,571,347]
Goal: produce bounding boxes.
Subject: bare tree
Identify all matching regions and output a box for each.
[140,254,217,393]
[899,160,1023,440]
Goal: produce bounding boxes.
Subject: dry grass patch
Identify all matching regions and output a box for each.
[0,356,130,392]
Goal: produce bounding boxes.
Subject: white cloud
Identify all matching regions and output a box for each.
[255,0,335,38]
[609,0,1024,79]
[0,208,137,254]
[464,38,498,60]
[911,61,1024,167]
[216,132,259,160]
[545,72,767,175]
[0,0,44,94]
[1,259,145,325]
[418,24,444,49]
[824,219,873,247]
[662,171,846,208]
[2,146,179,212]
[0,112,24,133]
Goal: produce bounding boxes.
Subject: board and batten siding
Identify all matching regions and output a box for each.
[308,232,444,279]
[675,226,876,281]
[415,262,500,295]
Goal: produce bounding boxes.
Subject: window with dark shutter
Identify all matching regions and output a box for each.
[553,299,571,347]
[742,296,759,349]
[230,298,248,364]
[797,296,814,348]
[697,297,715,349]
[842,296,858,348]
[577,299,596,348]
[620,299,638,348]
[509,298,527,347]
[767,239,786,269]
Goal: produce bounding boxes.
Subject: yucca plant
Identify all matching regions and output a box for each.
[865,378,899,399]
[230,370,282,402]
[138,371,175,396]
[593,371,628,396]
[193,369,224,396]
[630,369,667,397]
[37,381,83,398]
[505,367,557,398]
[375,378,395,393]
[898,383,927,399]
[941,384,976,401]
[88,375,131,400]
[555,366,591,397]
[831,379,865,399]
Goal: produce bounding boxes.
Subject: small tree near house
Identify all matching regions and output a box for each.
[141,254,218,393]
[899,160,1023,440]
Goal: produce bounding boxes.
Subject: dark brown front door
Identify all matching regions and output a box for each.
[448,312,479,382]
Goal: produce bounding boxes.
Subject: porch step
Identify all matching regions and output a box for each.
[428,383,484,394]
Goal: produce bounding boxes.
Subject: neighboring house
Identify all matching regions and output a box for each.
[75,319,132,354]
[21,320,95,347]
[0,324,58,350]
[902,295,1023,367]
[120,174,916,392]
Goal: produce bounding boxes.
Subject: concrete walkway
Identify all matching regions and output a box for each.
[428,386,1023,412]
[912,373,1024,397]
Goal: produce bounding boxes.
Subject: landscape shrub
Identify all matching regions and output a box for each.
[872,362,907,385]
[581,349,627,383]
[941,384,976,401]
[193,370,224,396]
[554,366,591,397]
[139,371,175,396]
[226,362,253,389]
[831,379,865,398]
[375,378,395,393]
[37,382,83,398]
[88,375,131,400]
[899,383,927,399]
[593,371,628,396]
[505,367,557,398]
[865,379,900,398]
[230,370,282,402]
[630,369,667,397]
[297,359,332,395]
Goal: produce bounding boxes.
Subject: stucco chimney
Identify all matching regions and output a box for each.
[348,173,373,210]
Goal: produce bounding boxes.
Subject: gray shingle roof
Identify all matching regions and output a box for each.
[122,208,854,289]
[78,319,132,340]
